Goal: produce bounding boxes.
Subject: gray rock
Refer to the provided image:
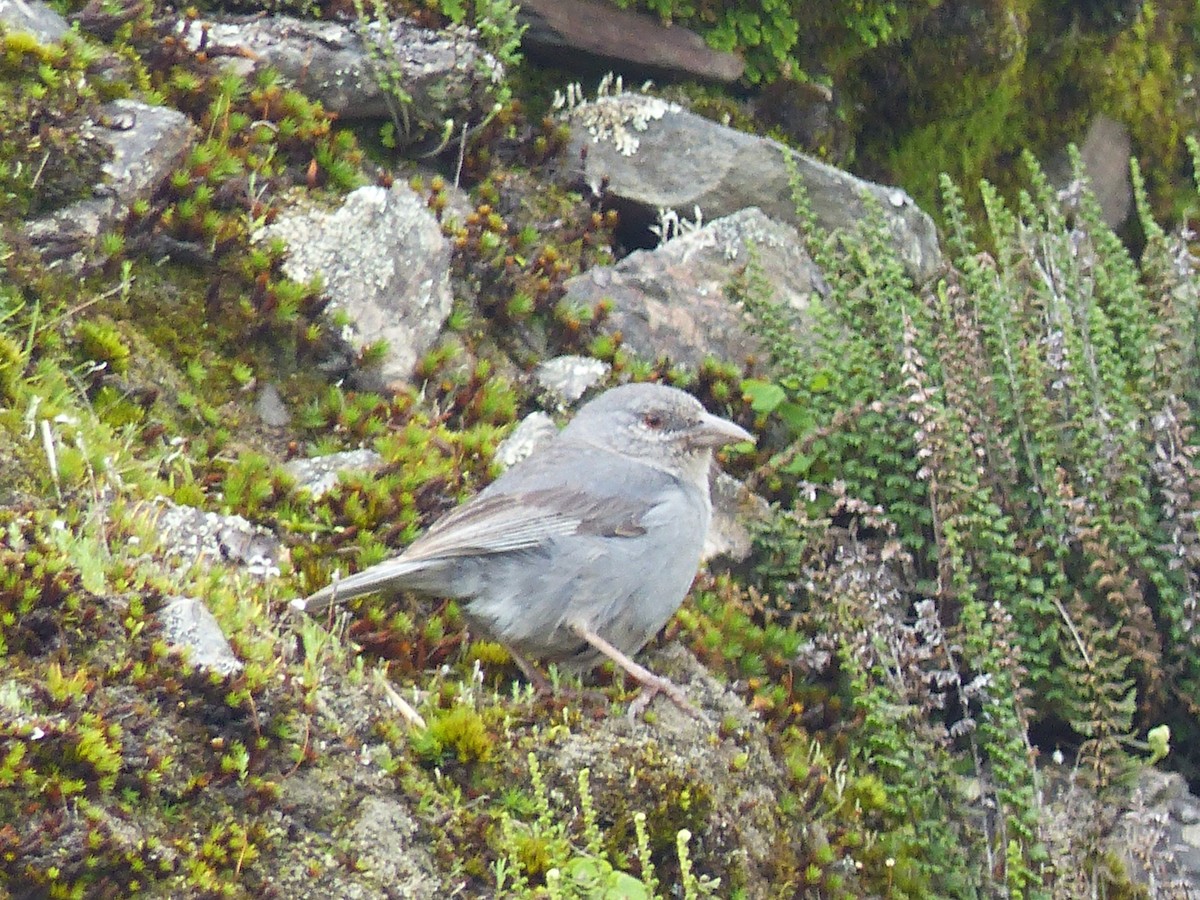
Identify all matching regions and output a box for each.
[344,795,442,897]
[1109,766,1200,895]
[1042,761,1200,897]
[157,596,243,676]
[267,682,448,897]
[0,0,69,43]
[131,499,284,578]
[562,207,821,369]
[178,15,501,139]
[256,383,291,428]
[519,0,742,83]
[257,182,453,388]
[535,354,609,404]
[563,98,942,283]
[493,411,557,469]
[285,449,385,500]
[24,100,197,269]
[539,643,843,896]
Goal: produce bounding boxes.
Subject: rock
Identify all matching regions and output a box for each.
[256,182,453,388]
[1042,761,1200,895]
[157,596,243,676]
[24,100,197,269]
[72,0,146,42]
[178,15,501,140]
[518,0,743,83]
[753,78,852,165]
[562,207,821,369]
[493,411,558,469]
[704,469,768,564]
[534,354,609,404]
[537,643,824,896]
[1109,766,1200,893]
[562,96,941,283]
[285,449,385,499]
[0,0,69,43]
[265,683,446,897]
[1047,113,1134,229]
[255,382,291,428]
[131,499,284,578]
[341,795,442,896]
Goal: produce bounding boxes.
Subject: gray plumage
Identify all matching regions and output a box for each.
[295,382,752,686]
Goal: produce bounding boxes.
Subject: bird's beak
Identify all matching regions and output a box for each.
[689,411,755,449]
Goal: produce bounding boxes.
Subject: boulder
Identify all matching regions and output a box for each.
[256,182,453,388]
[563,96,942,283]
[562,207,821,369]
[178,15,501,140]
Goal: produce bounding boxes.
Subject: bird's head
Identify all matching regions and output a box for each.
[562,382,754,481]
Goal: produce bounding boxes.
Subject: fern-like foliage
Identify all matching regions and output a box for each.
[744,140,1200,894]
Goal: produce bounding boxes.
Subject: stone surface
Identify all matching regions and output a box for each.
[534,354,609,404]
[262,682,446,897]
[285,449,386,500]
[255,383,291,428]
[131,499,284,578]
[563,98,942,283]
[1110,766,1200,894]
[157,596,243,676]
[562,207,821,369]
[178,15,500,139]
[256,182,453,388]
[539,643,848,896]
[519,0,743,83]
[1041,761,1200,897]
[24,100,197,269]
[0,0,69,43]
[493,410,558,470]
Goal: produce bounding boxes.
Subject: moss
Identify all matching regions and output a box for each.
[0,29,118,222]
[75,316,133,376]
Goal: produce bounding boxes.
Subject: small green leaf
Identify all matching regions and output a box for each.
[775,401,812,434]
[742,378,786,413]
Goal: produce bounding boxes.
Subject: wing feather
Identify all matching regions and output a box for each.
[297,442,676,614]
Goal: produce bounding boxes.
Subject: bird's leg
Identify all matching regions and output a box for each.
[503,643,554,694]
[500,641,611,707]
[567,622,701,719]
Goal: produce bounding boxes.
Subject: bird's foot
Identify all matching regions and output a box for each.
[503,644,610,707]
[568,621,706,722]
[626,672,702,720]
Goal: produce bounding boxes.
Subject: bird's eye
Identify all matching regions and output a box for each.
[642,412,665,429]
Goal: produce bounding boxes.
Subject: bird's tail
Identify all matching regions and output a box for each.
[290,557,427,615]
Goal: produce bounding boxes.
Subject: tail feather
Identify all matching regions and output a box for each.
[291,557,427,615]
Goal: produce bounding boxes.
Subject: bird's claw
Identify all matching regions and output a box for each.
[626,673,706,721]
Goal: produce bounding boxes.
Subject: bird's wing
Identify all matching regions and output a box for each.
[295,443,676,614]
[400,485,649,563]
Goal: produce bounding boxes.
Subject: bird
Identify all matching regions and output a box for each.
[293,382,753,714]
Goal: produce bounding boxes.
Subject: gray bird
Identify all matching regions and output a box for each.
[293,382,753,713]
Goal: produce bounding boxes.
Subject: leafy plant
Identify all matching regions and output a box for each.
[737,141,1200,894]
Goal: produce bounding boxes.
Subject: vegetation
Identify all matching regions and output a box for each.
[2,0,1200,896]
[733,138,1200,895]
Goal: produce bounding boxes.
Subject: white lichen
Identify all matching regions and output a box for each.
[649,205,704,245]
[553,73,680,156]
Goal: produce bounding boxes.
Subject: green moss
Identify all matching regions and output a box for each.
[418,705,492,764]
[76,317,132,375]
[0,29,118,221]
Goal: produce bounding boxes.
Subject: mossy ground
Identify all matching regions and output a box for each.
[2,1,1198,897]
